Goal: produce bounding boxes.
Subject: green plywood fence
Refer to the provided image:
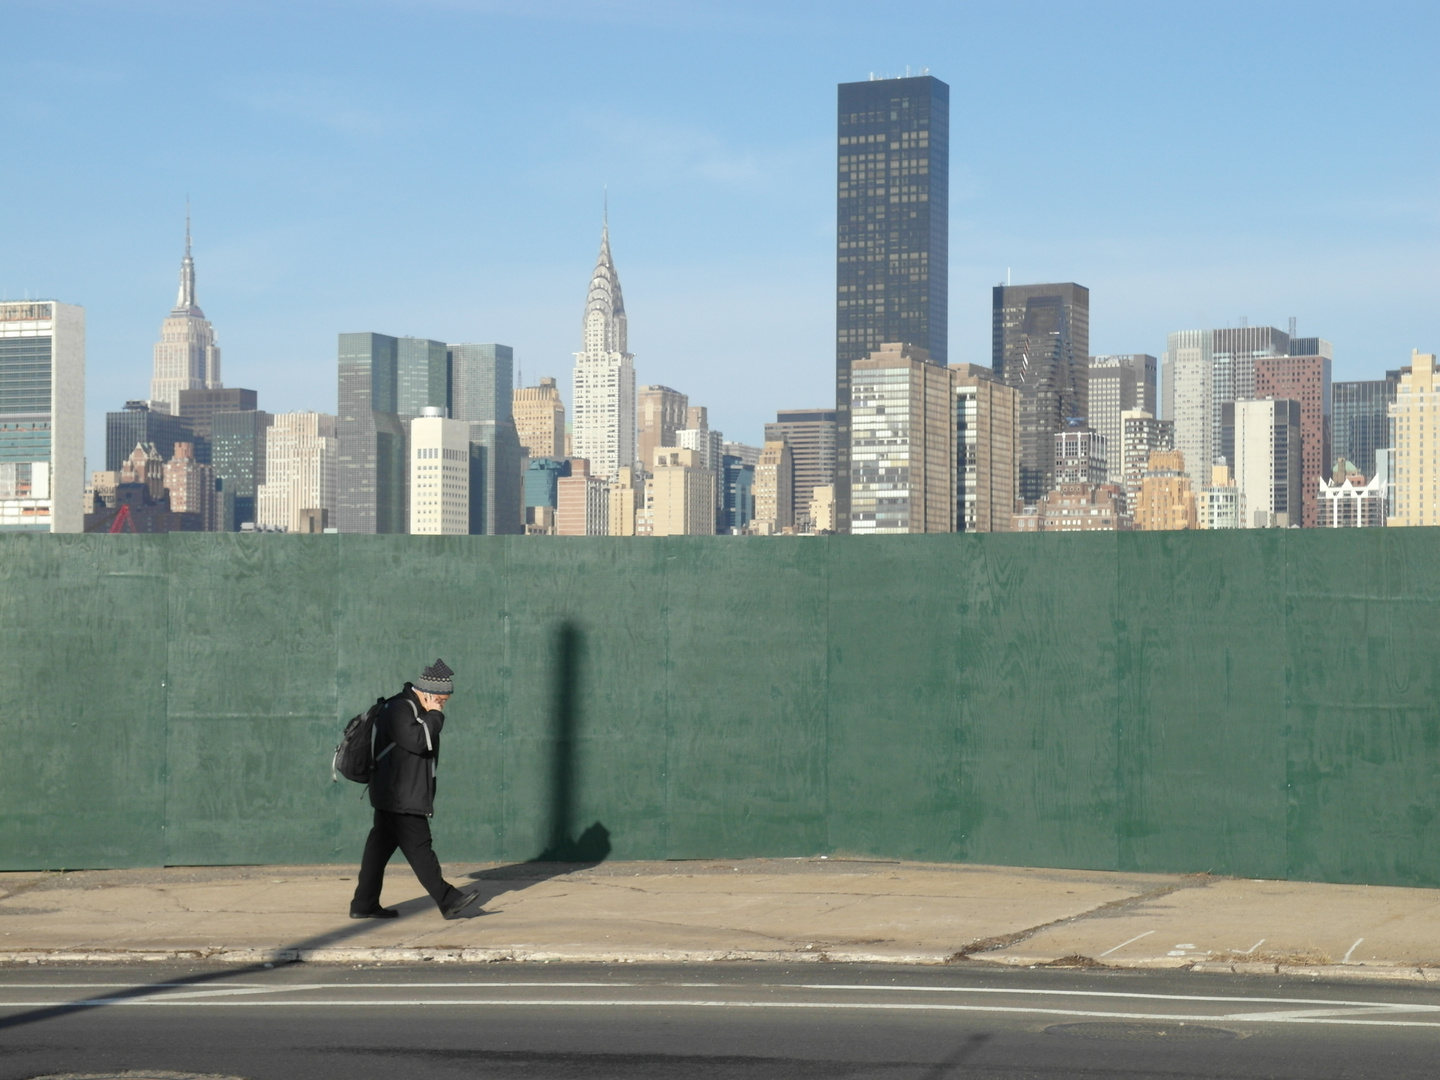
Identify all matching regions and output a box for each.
[1,530,1438,886]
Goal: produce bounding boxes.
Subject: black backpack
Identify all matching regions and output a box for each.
[331,697,396,784]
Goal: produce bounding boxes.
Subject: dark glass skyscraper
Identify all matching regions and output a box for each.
[1333,374,1399,481]
[105,401,203,471]
[337,333,406,534]
[212,409,272,529]
[835,74,949,532]
[449,342,523,535]
[992,283,1090,503]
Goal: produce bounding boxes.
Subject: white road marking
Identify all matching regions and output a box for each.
[0,997,1438,1028]
[1343,938,1365,963]
[787,984,1440,1009]
[1098,931,1154,957]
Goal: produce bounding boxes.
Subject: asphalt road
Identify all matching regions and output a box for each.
[0,962,1437,1079]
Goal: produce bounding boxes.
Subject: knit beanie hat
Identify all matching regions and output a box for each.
[415,658,454,696]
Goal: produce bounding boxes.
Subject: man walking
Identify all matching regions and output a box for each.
[350,659,481,920]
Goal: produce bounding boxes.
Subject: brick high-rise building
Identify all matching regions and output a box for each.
[1254,352,1332,527]
[163,441,221,531]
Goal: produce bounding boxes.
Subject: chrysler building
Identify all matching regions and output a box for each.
[571,215,636,480]
[150,214,222,411]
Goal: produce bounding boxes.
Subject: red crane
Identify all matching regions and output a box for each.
[108,504,137,533]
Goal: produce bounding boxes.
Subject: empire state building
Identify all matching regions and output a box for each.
[150,216,222,411]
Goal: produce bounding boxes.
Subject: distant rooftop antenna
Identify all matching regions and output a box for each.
[1239,316,1248,328]
[1288,316,1297,337]
[1007,268,1011,286]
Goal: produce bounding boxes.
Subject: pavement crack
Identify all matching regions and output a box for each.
[950,873,1217,961]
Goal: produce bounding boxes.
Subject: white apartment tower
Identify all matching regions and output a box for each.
[0,301,84,533]
[151,215,222,412]
[409,409,471,535]
[256,412,337,532]
[571,218,636,481]
[1233,398,1303,528]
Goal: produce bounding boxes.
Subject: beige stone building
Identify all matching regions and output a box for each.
[647,447,716,536]
[512,376,565,459]
[638,385,688,474]
[1388,350,1439,526]
[409,411,471,536]
[256,412,337,533]
[608,466,642,536]
[809,484,836,533]
[753,439,794,534]
[951,364,1018,532]
[1133,449,1198,531]
[849,343,954,534]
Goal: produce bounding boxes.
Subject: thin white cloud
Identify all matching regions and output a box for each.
[226,74,427,138]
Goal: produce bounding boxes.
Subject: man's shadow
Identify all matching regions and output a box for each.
[467,619,611,903]
[0,619,610,1033]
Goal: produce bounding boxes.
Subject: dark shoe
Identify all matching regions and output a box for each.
[442,890,483,919]
[349,907,399,919]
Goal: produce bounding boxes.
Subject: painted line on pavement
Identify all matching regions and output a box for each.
[1098,931,1154,957]
[3,981,1435,1012]
[0,997,1438,1028]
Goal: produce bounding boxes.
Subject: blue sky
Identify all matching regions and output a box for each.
[3,0,1437,466]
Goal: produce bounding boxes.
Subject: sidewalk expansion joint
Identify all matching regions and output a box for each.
[947,872,1217,963]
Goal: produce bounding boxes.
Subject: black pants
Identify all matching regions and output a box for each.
[352,808,460,913]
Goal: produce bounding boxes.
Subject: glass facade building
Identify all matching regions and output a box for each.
[106,402,203,471]
[450,343,523,535]
[1333,375,1398,480]
[212,410,273,529]
[0,301,84,533]
[722,454,755,533]
[337,332,407,534]
[835,74,948,532]
[993,283,1090,504]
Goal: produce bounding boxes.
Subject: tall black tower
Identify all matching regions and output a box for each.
[835,74,949,533]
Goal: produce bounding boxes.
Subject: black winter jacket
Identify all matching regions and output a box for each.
[368,684,446,817]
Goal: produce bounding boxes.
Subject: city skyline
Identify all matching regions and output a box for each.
[3,3,1433,476]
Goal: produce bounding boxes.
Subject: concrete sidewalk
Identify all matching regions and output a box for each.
[2,858,1440,983]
